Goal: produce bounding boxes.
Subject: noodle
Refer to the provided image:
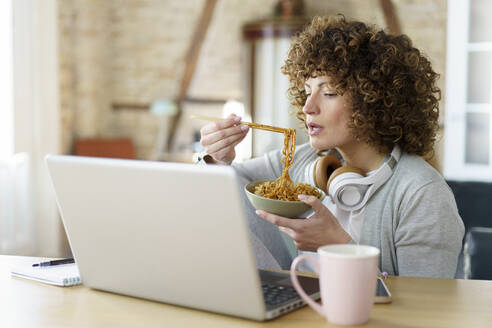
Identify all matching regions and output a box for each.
[189,114,321,201]
[254,128,321,201]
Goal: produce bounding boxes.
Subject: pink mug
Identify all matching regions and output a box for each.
[290,244,380,326]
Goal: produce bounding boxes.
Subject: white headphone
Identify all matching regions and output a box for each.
[306,145,401,212]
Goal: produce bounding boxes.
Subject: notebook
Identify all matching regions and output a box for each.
[11,263,81,287]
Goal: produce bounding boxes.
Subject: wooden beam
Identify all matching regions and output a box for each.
[167,0,218,151]
[112,102,150,111]
[178,0,218,102]
[111,98,227,111]
[380,0,401,35]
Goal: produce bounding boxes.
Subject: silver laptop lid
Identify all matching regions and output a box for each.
[46,155,266,320]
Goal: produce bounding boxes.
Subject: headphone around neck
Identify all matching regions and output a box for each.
[312,145,401,212]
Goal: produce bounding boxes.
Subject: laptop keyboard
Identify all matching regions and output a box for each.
[262,283,300,306]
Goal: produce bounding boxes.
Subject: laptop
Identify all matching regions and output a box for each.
[45,155,320,321]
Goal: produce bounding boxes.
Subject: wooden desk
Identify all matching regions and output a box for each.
[1,255,492,327]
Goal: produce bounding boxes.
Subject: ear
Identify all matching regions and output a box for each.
[313,155,342,194]
[327,165,366,191]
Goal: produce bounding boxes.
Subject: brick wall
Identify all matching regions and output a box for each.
[59,0,112,152]
[58,0,447,167]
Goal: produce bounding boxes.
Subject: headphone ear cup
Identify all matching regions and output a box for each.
[327,166,366,192]
[313,155,342,194]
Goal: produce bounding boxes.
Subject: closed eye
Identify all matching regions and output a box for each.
[324,93,337,97]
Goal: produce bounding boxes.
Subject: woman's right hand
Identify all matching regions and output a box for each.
[199,114,250,165]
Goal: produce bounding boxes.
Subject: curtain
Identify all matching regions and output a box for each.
[9,0,67,257]
[0,153,34,255]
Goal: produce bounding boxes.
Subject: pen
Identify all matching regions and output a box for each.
[32,258,75,267]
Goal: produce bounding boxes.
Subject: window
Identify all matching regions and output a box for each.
[0,0,13,158]
[444,0,492,181]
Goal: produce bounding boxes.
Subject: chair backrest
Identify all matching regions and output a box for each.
[464,227,492,280]
[446,180,492,232]
[447,180,492,279]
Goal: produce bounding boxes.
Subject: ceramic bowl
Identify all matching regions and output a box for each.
[244,181,326,218]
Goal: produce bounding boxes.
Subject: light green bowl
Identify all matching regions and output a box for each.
[245,181,326,218]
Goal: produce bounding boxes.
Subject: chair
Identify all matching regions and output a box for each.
[464,227,492,280]
[446,180,492,279]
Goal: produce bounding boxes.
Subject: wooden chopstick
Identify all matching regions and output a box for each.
[190,114,288,134]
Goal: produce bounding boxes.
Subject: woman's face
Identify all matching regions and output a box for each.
[303,75,356,151]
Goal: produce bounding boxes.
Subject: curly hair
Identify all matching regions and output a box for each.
[281,14,440,157]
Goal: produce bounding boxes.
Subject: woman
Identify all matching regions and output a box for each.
[198,15,464,278]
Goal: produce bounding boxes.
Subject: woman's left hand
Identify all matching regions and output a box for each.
[255,195,352,252]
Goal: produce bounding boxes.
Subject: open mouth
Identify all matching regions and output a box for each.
[307,122,324,136]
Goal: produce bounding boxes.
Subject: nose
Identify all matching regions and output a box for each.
[302,94,320,116]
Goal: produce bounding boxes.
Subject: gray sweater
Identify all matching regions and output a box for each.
[232,143,465,278]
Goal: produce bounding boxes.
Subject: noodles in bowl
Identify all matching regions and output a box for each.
[245,181,325,218]
[245,127,324,218]
[253,129,322,201]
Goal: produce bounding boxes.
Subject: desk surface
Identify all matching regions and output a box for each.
[1,255,492,328]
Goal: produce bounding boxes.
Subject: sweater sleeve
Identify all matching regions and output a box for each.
[394,181,465,278]
[231,149,283,186]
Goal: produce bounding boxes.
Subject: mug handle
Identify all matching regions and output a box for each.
[290,254,325,318]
